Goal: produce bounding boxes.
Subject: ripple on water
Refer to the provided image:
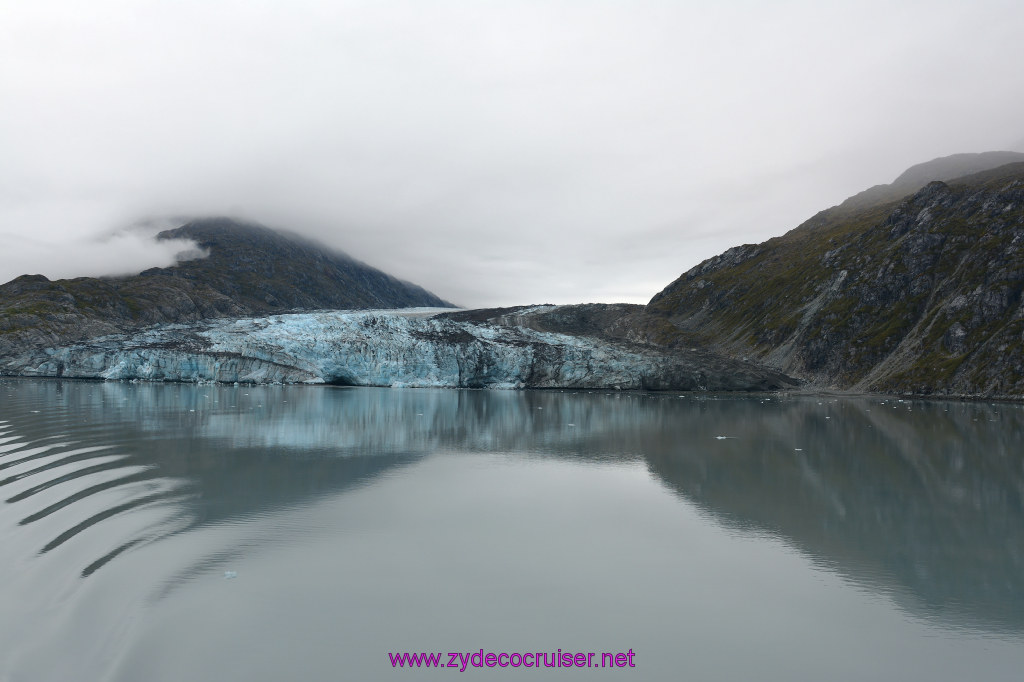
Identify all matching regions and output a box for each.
[0,417,192,580]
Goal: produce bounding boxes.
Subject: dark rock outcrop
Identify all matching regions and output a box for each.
[648,158,1024,398]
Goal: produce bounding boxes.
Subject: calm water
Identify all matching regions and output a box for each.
[1,379,1023,681]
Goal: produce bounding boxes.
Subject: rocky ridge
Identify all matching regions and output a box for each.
[647,160,1024,398]
[837,151,1024,212]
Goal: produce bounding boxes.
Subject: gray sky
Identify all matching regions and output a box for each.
[2,0,1023,308]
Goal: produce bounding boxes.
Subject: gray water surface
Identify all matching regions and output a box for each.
[1,379,1023,681]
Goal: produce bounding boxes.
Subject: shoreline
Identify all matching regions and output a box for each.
[3,373,1021,404]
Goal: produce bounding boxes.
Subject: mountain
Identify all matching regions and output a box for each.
[147,218,451,312]
[1,218,794,391]
[647,155,1024,398]
[837,151,1024,212]
[0,217,453,353]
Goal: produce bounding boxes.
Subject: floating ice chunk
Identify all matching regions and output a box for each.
[223,571,237,579]
[715,436,734,440]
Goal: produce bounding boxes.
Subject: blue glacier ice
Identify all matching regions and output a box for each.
[9,308,792,391]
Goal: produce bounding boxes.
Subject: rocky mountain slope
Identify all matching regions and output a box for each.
[0,217,452,355]
[647,157,1024,398]
[837,151,1024,211]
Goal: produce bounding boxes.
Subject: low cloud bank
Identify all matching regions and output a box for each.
[0,224,207,284]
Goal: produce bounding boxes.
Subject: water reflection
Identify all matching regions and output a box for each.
[639,396,1024,635]
[1,379,1023,638]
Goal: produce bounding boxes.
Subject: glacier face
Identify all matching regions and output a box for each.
[6,308,794,390]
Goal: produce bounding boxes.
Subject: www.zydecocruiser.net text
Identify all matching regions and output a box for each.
[389,649,637,671]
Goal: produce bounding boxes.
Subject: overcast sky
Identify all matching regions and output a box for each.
[2,0,1023,307]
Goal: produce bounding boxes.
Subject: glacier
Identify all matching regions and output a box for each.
[5,307,794,390]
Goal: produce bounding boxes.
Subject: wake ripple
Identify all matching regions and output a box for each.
[0,417,192,578]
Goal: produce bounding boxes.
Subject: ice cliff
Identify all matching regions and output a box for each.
[4,308,794,390]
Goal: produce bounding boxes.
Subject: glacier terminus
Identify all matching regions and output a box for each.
[5,307,794,391]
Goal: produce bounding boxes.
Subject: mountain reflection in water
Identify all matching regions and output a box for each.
[1,378,1022,679]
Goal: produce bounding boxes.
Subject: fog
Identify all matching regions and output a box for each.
[2,0,1023,307]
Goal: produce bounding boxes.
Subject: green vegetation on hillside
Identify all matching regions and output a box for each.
[648,162,1024,398]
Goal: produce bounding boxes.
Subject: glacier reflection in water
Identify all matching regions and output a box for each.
[1,378,1023,681]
